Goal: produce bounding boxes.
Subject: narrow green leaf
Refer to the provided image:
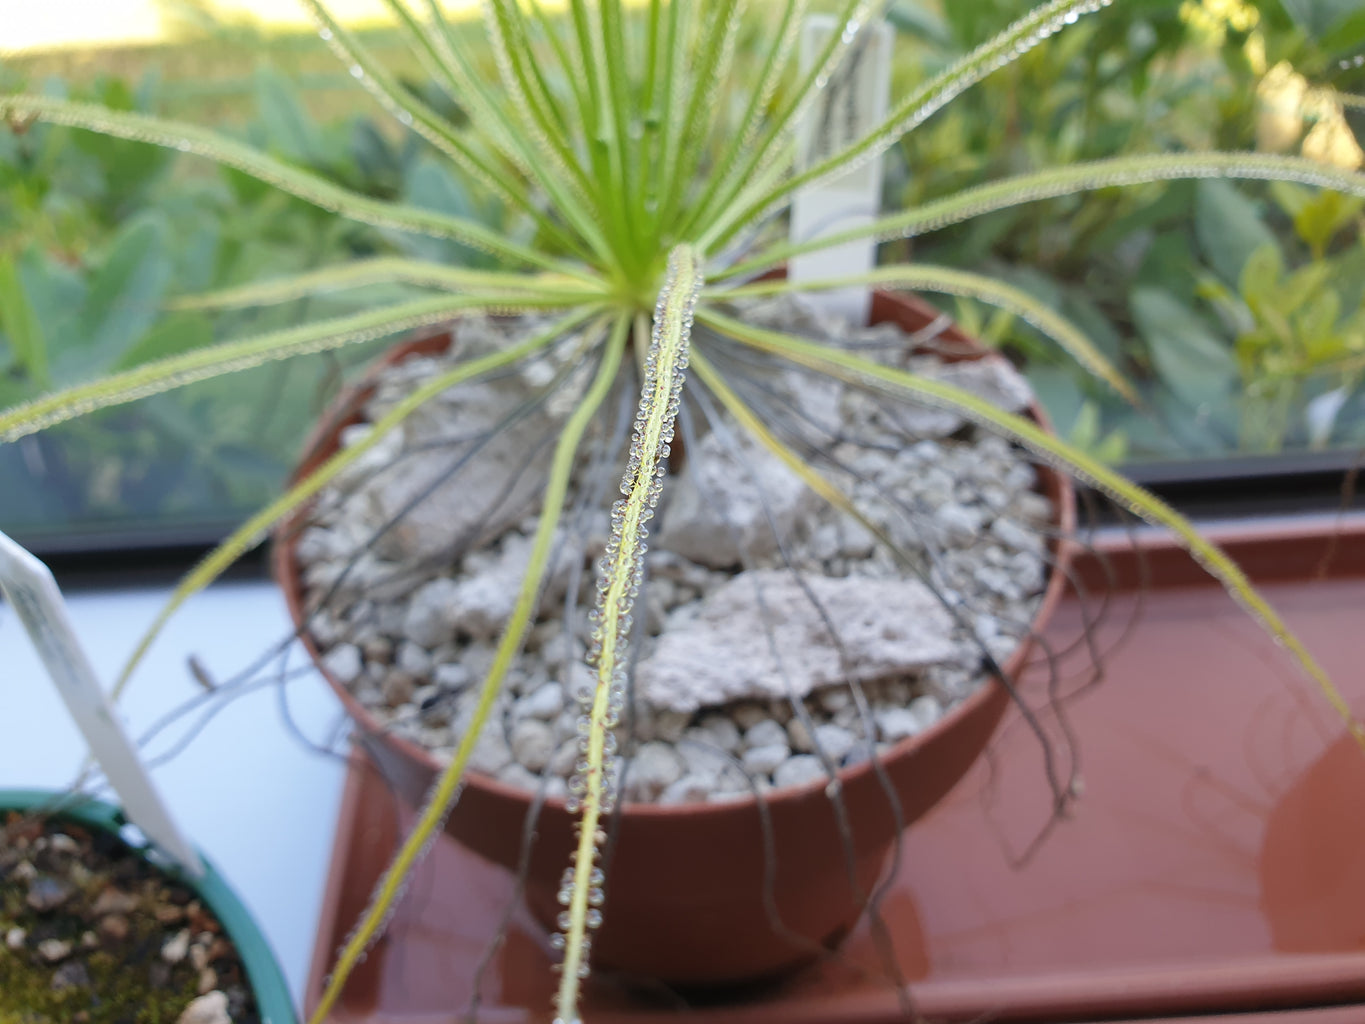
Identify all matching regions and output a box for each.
[657,0,745,234]
[310,313,627,1024]
[167,259,605,311]
[378,0,598,263]
[298,0,548,225]
[716,266,1138,403]
[481,0,617,265]
[677,0,806,240]
[0,294,589,443]
[717,153,1365,282]
[691,0,875,249]
[709,0,1113,248]
[557,244,703,1024]
[0,94,575,273]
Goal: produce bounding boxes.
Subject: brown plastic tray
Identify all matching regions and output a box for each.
[305,514,1365,1023]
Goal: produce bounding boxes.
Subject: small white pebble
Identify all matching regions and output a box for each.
[177,990,232,1024]
[162,929,191,965]
[37,938,71,963]
[742,743,790,776]
[773,755,826,790]
[743,718,787,750]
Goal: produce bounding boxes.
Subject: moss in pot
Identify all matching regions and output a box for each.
[0,792,294,1024]
[4,0,1365,1020]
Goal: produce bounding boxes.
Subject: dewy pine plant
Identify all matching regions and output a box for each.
[4,2,1365,1021]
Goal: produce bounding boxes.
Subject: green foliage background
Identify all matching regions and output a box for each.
[3,0,1365,543]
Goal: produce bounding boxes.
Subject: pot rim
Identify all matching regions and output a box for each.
[0,788,298,1024]
[274,292,1077,820]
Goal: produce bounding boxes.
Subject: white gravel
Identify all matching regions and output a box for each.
[295,296,1055,804]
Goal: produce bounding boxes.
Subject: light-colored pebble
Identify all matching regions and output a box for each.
[37,939,71,963]
[692,715,741,753]
[497,763,543,791]
[510,719,556,772]
[743,718,787,750]
[625,742,686,802]
[731,702,769,730]
[162,929,191,965]
[518,682,564,720]
[774,755,826,790]
[319,642,370,688]
[812,723,857,763]
[659,774,713,805]
[876,707,923,743]
[395,641,433,677]
[401,578,460,648]
[548,738,579,778]
[177,991,232,1024]
[742,743,790,776]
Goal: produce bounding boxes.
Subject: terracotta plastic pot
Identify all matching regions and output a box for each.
[0,790,297,1024]
[276,290,1076,986]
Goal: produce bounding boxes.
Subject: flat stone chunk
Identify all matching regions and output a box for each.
[444,532,573,641]
[360,351,561,565]
[639,569,960,713]
[657,429,818,569]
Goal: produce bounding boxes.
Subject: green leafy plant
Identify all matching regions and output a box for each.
[0,64,513,536]
[890,0,1365,460]
[5,3,1365,1022]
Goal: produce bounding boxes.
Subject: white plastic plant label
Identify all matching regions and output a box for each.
[0,530,202,876]
[790,14,893,326]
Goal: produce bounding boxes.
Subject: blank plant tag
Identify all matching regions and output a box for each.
[790,14,893,327]
[0,530,202,876]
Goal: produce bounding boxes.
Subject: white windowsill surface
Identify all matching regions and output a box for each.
[0,578,349,1014]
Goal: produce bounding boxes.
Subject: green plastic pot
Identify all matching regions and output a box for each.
[0,789,297,1024]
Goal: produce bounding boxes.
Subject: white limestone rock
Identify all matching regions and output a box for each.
[639,569,961,713]
[363,349,561,564]
[656,429,818,569]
